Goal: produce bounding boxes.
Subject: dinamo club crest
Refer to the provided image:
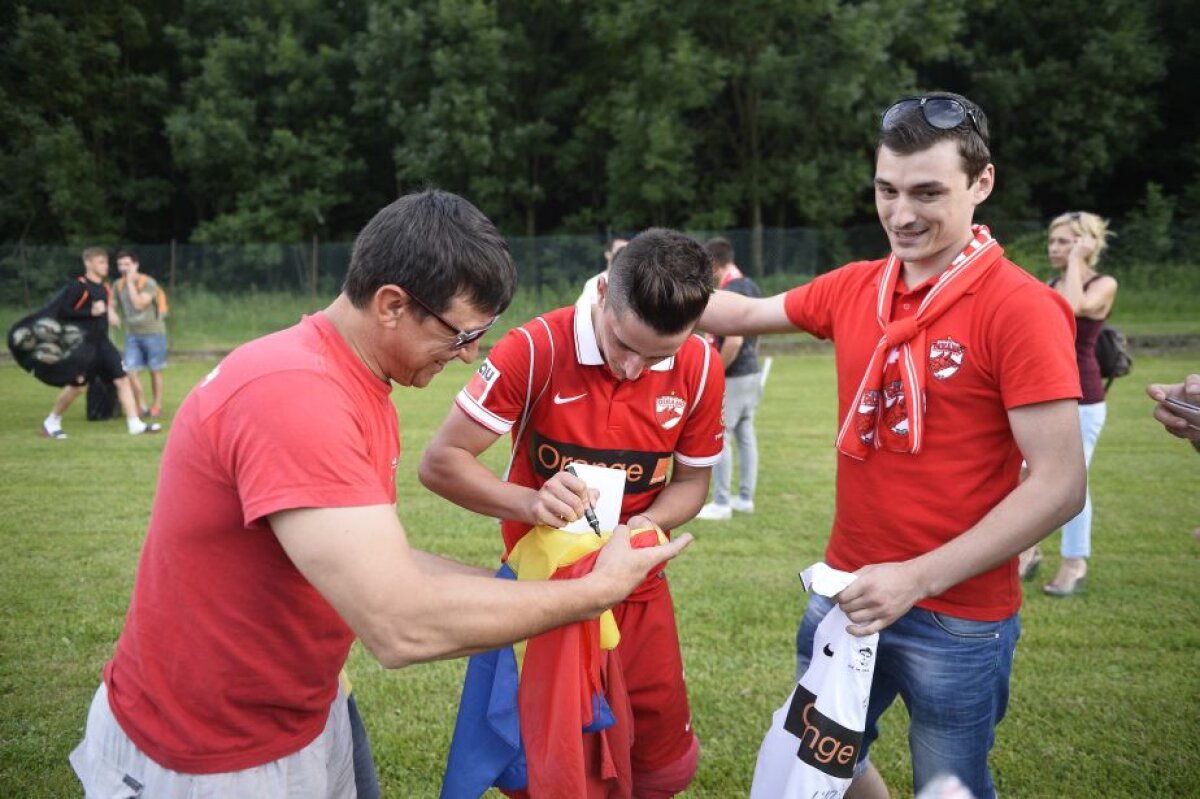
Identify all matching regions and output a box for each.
[929,337,966,381]
[655,394,686,430]
[853,389,881,445]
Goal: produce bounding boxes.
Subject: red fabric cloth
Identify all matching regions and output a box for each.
[783,244,1080,619]
[105,313,399,772]
[507,530,668,799]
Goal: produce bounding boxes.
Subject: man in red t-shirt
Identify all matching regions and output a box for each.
[69,192,693,798]
[421,228,723,797]
[701,93,1085,798]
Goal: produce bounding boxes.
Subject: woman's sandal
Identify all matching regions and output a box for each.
[1043,566,1087,597]
[1018,547,1043,582]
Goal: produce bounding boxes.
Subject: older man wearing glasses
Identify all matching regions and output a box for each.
[701,92,1086,798]
[69,191,693,798]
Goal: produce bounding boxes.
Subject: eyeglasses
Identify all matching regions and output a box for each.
[401,287,498,350]
[881,96,982,137]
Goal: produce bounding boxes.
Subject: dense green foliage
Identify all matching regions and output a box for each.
[3,0,1197,255]
[0,354,1196,796]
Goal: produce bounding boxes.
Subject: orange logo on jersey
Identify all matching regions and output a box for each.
[929,337,966,381]
[655,394,686,430]
[649,456,671,486]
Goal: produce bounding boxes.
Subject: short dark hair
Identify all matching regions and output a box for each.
[343,190,516,316]
[876,92,991,185]
[606,228,713,335]
[115,249,138,263]
[705,237,734,267]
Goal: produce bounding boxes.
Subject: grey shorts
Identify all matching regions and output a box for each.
[70,682,355,798]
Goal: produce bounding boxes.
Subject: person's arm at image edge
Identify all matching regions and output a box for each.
[270,504,692,668]
[836,398,1086,635]
[1147,375,1200,445]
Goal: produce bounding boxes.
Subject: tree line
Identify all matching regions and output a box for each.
[3,0,1196,266]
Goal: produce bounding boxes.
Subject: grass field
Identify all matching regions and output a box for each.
[1,346,1197,797]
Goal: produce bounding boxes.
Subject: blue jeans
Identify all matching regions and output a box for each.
[795,595,1020,799]
[123,333,168,371]
[1061,401,1106,558]
[347,693,381,799]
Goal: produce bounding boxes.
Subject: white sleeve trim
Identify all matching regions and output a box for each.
[674,450,721,469]
[688,334,712,414]
[455,391,514,435]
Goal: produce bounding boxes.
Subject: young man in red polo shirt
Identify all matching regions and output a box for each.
[69,192,693,798]
[421,228,724,797]
[700,93,1086,798]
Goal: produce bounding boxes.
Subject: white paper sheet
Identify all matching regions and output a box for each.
[560,463,626,534]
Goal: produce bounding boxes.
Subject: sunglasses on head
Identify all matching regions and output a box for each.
[881,96,982,137]
[401,286,498,350]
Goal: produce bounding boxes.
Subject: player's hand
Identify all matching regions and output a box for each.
[1147,375,1200,443]
[591,523,692,605]
[834,562,926,637]
[527,470,599,528]
[91,300,106,316]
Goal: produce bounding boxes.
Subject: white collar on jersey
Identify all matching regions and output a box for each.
[573,303,676,372]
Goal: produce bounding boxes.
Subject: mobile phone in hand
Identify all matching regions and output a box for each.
[1164,397,1200,429]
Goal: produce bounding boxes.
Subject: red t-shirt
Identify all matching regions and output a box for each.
[455,305,725,554]
[104,313,400,773]
[784,256,1080,619]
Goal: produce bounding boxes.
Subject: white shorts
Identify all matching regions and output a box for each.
[70,682,355,798]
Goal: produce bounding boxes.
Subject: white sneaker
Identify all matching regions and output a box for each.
[128,420,163,436]
[730,497,755,513]
[41,422,67,440]
[697,502,732,521]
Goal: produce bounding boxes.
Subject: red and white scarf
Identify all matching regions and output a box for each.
[835,226,1004,460]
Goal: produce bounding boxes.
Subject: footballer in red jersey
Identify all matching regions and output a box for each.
[421,229,724,797]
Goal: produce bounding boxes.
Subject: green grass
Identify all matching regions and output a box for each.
[1,350,1197,796]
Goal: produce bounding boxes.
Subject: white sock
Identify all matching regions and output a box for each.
[127,417,146,434]
[44,413,62,432]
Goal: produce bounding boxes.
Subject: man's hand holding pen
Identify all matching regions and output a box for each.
[526,467,601,530]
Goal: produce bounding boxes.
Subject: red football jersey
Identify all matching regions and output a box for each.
[457,305,725,552]
[105,314,400,772]
[783,255,1080,620]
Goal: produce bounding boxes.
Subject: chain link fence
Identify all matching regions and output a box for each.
[3,218,1186,308]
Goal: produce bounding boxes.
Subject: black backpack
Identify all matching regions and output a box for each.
[1095,325,1133,391]
[86,376,120,420]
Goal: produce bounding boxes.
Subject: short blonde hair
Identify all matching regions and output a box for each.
[81,246,107,263]
[1048,211,1113,268]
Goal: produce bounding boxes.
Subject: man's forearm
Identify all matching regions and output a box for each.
[907,469,1084,599]
[412,548,493,578]
[636,470,711,531]
[419,447,538,525]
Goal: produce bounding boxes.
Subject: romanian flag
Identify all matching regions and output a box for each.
[441,527,664,799]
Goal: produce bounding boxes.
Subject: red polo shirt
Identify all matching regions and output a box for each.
[456,305,725,553]
[784,256,1079,619]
